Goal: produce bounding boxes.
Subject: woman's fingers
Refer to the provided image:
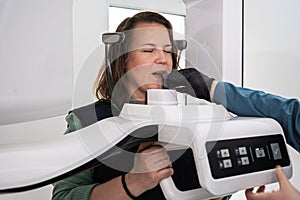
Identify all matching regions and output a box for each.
[256,185,266,193]
[134,143,171,173]
[158,167,174,179]
[137,142,155,152]
[130,143,173,192]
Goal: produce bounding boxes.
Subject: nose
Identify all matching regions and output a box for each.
[155,49,168,65]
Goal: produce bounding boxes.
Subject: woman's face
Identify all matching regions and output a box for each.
[125,22,173,102]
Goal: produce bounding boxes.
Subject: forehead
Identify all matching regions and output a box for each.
[129,23,171,48]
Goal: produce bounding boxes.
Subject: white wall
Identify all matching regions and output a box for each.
[184,0,242,85]
[243,0,300,99]
[0,0,74,145]
[185,0,223,80]
[0,0,73,125]
[71,0,108,108]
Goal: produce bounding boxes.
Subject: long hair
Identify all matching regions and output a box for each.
[94,11,178,101]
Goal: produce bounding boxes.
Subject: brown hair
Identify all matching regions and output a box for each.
[94,11,179,101]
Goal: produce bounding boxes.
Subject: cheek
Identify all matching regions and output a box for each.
[125,53,144,71]
[166,55,173,69]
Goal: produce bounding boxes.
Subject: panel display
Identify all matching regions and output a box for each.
[206,134,290,179]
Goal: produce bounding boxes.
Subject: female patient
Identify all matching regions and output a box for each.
[52,11,300,200]
[53,11,201,200]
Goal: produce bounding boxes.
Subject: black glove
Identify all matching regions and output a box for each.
[164,68,214,102]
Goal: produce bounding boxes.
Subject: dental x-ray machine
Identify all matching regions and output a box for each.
[0,32,292,200]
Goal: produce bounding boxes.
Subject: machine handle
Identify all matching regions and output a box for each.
[160,177,215,200]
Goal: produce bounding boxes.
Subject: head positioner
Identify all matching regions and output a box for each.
[102,32,125,97]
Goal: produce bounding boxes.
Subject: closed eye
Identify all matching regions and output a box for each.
[164,49,172,54]
[142,48,154,53]
[142,48,172,54]
[163,45,173,54]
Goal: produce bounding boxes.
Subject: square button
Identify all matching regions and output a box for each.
[223,159,232,168]
[220,149,230,158]
[241,156,250,165]
[238,147,247,155]
[270,143,282,160]
[255,147,266,158]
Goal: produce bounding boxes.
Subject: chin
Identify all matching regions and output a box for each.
[146,84,163,90]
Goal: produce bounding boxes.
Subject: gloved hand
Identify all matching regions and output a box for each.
[164,68,214,102]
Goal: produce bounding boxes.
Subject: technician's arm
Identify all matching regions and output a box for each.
[212,81,300,152]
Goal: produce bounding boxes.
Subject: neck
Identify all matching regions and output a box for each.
[130,89,146,104]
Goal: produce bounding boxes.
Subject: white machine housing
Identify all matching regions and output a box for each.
[159,116,292,199]
[0,96,293,200]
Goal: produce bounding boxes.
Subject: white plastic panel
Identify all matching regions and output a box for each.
[0,0,73,124]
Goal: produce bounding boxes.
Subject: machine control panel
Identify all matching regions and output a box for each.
[206,134,290,179]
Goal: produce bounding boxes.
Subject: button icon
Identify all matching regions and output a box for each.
[241,156,250,165]
[255,147,266,158]
[270,143,282,160]
[220,149,230,158]
[223,159,232,168]
[238,147,247,155]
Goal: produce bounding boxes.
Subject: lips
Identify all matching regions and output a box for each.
[152,71,169,79]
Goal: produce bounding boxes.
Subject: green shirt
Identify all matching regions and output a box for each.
[52,112,98,200]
